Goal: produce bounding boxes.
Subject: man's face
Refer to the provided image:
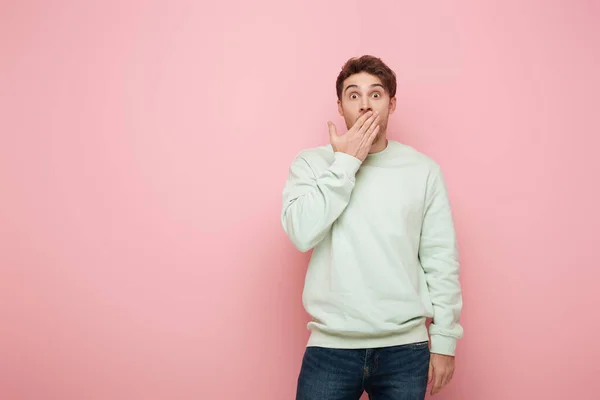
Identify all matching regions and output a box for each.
[338,72,396,142]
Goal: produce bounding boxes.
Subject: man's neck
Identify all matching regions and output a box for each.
[369,136,388,154]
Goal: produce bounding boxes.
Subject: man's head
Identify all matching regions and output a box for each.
[335,55,397,144]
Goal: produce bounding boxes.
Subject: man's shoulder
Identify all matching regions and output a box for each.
[293,143,335,164]
[290,140,443,172]
[388,140,440,170]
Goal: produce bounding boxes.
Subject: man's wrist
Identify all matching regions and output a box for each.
[332,151,362,178]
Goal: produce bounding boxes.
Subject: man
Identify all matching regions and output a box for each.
[280,55,463,400]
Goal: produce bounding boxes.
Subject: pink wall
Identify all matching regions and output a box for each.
[1,1,599,399]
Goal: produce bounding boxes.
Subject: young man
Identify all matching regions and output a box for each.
[280,55,464,399]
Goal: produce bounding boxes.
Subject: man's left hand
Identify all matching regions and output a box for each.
[428,353,455,395]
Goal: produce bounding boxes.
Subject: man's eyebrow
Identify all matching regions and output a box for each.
[344,84,359,94]
[344,83,385,94]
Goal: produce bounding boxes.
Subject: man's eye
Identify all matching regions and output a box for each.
[350,94,358,99]
[372,93,381,98]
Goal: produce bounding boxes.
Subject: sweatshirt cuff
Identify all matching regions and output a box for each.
[429,335,457,356]
[331,152,362,178]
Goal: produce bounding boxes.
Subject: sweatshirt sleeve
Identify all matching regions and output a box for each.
[419,164,464,356]
[281,151,362,252]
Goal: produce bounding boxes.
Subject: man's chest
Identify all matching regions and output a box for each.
[339,167,428,233]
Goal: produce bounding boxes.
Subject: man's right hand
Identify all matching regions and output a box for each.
[327,111,381,162]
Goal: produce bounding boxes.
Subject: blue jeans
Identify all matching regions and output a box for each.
[296,342,430,400]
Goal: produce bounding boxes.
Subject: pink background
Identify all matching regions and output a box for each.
[1,1,599,399]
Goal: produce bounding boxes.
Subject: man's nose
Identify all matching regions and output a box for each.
[360,99,372,113]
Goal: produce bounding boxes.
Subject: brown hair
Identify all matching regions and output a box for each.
[335,55,397,100]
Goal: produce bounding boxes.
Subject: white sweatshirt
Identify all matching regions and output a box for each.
[281,140,463,356]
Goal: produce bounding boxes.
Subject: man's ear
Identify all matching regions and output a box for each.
[389,97,397,114]
[338,99,344,116]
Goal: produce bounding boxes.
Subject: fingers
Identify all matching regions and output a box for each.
[352,110,373,130]
[327,121,337,140]
[428,361,433,384]
[367,125,380,144]
[358,111,379,135]
[430,368,453,396]
[365,112,380,137]
[443,369,454,387]
[431,370,444,395]
[356,114,381,149]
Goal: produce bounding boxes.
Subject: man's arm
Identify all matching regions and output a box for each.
[281,111,381,252]
[419,164,464,356]
[281,152,361,252]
